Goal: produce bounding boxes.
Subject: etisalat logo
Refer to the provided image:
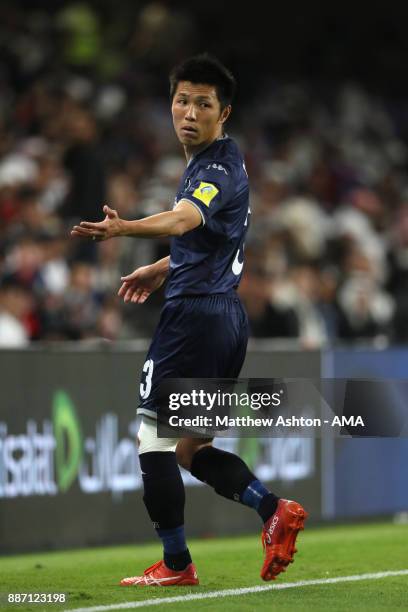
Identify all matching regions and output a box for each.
[0,391,140,499]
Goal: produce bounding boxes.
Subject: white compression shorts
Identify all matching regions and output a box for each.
[137,416,179,455]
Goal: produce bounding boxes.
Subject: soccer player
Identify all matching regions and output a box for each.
[71,54,307,586]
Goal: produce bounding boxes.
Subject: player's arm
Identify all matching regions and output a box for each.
[70,201,202,241]
[117,256,170,304]
[152,255,170,276]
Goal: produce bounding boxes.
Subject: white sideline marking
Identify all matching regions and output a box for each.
[66,569,408,612]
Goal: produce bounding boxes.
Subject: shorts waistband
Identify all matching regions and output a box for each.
[166,290,238,302]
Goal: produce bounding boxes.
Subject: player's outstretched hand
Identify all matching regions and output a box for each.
[118,264,166,304]
[71,205,124,241]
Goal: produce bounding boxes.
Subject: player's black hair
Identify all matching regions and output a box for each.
[169,53,236,110]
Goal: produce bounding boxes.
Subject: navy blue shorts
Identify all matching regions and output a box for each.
[138,293,248,418]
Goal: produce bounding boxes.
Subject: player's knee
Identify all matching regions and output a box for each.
[137,417,178,454]
[176,438,213,471]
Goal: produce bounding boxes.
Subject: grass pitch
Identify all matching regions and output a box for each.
[1,522,408,611]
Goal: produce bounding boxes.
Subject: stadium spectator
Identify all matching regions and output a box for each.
[0,278,31,347]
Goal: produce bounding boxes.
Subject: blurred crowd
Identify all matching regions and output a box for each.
[1,2,408,348]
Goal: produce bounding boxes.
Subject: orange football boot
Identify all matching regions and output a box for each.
[120,560,199,586]
[261,498,308,581]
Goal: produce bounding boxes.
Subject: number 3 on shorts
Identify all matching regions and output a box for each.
[140,359,154,399]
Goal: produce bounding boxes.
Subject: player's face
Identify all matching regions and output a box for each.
[172,81,231,151]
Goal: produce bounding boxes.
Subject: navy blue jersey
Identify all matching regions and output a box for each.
[165,136,250,299]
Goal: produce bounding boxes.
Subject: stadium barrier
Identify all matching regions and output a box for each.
[0,343,407,552]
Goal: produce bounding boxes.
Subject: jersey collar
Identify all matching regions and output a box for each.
[187,134,229,167]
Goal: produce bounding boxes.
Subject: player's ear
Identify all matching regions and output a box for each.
[219,104,231,125]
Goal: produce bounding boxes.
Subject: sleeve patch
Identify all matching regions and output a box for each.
[192,182,219,207]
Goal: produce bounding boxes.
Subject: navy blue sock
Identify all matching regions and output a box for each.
[241,479,279,523]
[157,526,192,571]
[190,446,279,523]
[157,525,187,554]
[139,451,192,571]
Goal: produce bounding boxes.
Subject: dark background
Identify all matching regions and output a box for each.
[2,1,408,347]
[5,2,408,94]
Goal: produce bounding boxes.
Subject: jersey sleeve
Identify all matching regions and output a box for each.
[178,162,234,225]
